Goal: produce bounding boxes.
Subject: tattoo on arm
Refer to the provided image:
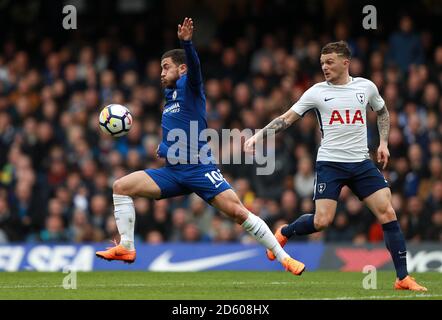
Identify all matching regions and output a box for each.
[261,116,290,138]
[376,106,390,143]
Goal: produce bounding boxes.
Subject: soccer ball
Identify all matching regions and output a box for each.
[99,104,133,137]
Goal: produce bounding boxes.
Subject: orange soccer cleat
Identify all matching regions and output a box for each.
[266,224,288,261]
[96,240,136,264]
[282,257,305,276]
[394,276,427,291]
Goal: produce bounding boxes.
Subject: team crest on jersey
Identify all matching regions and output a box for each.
[356,93,365,104]
[318,183,326,194]
[172,90,177,100]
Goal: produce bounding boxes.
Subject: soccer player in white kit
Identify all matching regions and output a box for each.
[244,41,427,291]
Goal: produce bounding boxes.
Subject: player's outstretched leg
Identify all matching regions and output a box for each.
[364,188,427,291]
[267,199,336,260]
[211,189,305,275]
[96,171,161,263]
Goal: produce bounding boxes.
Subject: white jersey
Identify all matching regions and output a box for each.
[291,77,385,162]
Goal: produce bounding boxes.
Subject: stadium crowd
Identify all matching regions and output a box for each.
[0,6,441,245]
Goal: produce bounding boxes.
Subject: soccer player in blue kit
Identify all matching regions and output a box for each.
[96,18,305,275]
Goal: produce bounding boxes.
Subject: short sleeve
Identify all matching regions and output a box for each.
[290,86,317,116]
[367,80,385,111]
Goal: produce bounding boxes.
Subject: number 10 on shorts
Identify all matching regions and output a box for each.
[205,170,225,188]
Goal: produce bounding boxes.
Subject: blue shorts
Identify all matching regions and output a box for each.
[145,164,232,202]
[313,159,389,201]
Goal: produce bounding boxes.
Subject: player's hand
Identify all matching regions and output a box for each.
[178,17,193,41]
[377,143,390,169]
[244,136,257,154]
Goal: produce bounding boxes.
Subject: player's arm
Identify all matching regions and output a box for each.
[244,109,300,154]
[177,17,202,89]
[376,105,390,169]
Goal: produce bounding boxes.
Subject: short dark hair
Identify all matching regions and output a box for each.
[161,49,186,66]
[321,41,352,59]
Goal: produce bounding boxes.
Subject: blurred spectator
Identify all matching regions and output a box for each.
[146,230,164,244]
[260,199,282,231]
[425,180,442,215]
[0,196,23,242]
[104,215,120,241]
[170,207,188,241]
[279,190,298,222]
[89,194,110,231]
[11,181,43,234]
[150,199,171,239]
[387,15,424,73]
[344,195,374,238]
[251,136,292,200]
[39,215,69,242]
[403,114,430,156]
[68,208,101,242]
[404,196,429,242]
[325,212,354,242]
[189,194,215,238]
[134,197,151,241]
[294,156,314,198]
[425,209,442,241]
[182,222,203,242]
[404,144,429,197]
[212,220,236,242]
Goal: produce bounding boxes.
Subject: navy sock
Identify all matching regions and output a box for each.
[382,220,408,280]
[281,214,317,238]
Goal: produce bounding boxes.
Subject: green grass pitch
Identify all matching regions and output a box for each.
[0,271,440,300]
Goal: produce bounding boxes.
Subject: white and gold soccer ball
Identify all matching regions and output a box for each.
[99,104,133,137]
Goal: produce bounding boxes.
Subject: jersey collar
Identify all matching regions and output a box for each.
[326,76,353,87]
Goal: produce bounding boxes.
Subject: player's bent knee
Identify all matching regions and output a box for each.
[226,203,249,224]
[378,206,397,224]
[314,214,333,231]
[113,179,129,196]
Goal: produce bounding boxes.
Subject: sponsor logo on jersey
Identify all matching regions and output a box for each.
[163,102,181,114]
[329,109,364,125]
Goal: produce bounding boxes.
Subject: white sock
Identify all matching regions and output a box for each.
[113,194,135,250]
[241,212,289,263]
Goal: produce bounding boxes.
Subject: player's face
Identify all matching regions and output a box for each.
[320,53,349,83]
[161,57,181,88]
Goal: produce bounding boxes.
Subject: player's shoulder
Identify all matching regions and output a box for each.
[311,81,329,89]
[351,76,373,84]
[180,74,204,92]
[351,77,378,90]
[303,81,328,95]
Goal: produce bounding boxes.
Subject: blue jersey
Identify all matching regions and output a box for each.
[157,40,213,165]
[146,41,231,202]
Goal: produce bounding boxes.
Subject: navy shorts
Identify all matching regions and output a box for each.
[145,163,232,202]
[313,159,389,201]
